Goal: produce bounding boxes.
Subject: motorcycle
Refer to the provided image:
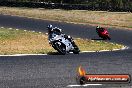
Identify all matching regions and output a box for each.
[48,32,80,55]
[97,28,111,40]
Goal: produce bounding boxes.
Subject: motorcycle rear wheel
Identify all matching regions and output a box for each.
[73,46,80,54]
[107,36,111,40]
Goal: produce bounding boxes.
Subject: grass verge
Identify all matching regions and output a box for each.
[0,27,124,55]
[0,7,132,29]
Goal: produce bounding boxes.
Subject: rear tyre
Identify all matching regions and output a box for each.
[73,45,80,54]
[102,37,107,40]
[107,36,111,40]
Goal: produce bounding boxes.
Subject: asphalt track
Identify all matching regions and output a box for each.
[0,14,132,88]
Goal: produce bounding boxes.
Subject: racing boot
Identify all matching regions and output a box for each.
[66,35,76,47]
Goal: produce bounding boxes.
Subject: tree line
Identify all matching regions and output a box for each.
[3,0,132,10]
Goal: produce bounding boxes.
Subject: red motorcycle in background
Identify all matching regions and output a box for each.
[96,27,111,40]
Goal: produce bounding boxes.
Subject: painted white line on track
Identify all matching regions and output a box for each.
[0,44,129,57]
[67,84,102,87]
[9,28,12,29]
[82,46,129,53]
[99,50,109,52]
[121,46,129,50]
[0,54,47,57]
[1,27,4,28]
[81,51,96,53]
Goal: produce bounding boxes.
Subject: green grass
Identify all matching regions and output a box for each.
[0,27,124,55]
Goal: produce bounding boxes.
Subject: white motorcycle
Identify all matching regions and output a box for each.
[48,32,80,55]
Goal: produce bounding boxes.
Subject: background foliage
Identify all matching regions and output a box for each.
[1,0,132,10]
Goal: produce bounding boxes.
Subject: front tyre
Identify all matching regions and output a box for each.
[54,42,66,55]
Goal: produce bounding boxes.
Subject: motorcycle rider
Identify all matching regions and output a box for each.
[47,24,62,35]
[96,26,105,33]
[47,24,77,47]
[96,26,106,36]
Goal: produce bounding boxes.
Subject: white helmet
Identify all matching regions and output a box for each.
[96,26,100,29]
[47,24,53,30]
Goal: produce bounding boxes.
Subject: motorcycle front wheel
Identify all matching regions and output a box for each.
[54,42,66,55]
